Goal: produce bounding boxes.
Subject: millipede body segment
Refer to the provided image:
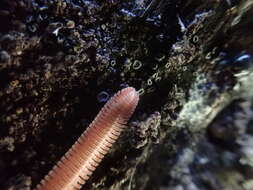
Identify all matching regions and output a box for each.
[35,87,139,190]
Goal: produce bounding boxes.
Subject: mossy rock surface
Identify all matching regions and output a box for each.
[0,0,253,189]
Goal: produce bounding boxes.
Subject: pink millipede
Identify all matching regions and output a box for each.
[35,87,139,190]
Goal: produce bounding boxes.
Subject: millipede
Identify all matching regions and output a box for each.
[35,87,139,190]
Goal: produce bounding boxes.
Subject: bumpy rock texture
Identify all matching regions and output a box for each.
[0,0,253,189]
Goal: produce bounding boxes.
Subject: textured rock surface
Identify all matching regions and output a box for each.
[0,0,253,189]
